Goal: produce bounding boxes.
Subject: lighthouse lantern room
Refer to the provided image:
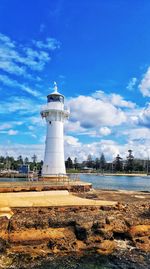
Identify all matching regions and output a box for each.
[41,82,69,178]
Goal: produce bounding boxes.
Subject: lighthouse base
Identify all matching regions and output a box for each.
[39,175,69,182]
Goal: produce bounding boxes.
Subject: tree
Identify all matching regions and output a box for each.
[86,154,93,168]
[134,159,144,172]
[5,156,11,170]
[114,154,123,172]
[17,155,23,165]
[65,157,73,169]
[95,158,100,170]
[24,157,29,164]
[125,150,134,172]
[99,153,106,171]
[74,157,78,170]
[32,154,37,164]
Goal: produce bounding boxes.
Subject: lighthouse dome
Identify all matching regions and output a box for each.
[47,82,64,103]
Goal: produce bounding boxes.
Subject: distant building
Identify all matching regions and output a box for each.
[81,167,94,173]
[18,164,29,174]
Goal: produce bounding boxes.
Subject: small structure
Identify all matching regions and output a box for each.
[40,82,70,180]
[81,167,94,173]
[18,164,29,174]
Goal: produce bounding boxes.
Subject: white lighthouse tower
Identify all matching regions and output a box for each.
[41,82,69,179]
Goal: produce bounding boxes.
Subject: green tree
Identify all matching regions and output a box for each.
[32,154,37,164]
[24,157,29,164]
[125,150,134,172]
[86,154,93,168]
[114,154,123,172]
[17,155,23,165]
[65,157,73,169]
[5,156,11,170]
[99,153,106,171]
[95,158,100,170]
[74,157,78,170]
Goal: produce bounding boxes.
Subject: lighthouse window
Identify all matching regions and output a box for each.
[47,95,64,103]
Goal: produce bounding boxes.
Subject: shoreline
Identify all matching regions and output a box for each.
[76,172,149,177]
[0,190,150,269]
[0,172,149,178]
[0,189,149,268]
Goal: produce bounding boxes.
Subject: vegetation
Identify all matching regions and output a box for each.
[0,155,43,173]
[65,150,150,174]
[0,149,149,174]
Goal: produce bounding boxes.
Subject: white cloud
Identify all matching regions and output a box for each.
[131,103,150,128]
[0,143,44,161]
[139,67,150,97]
[0,123,12,130]
[99,127,111,136]
[64,120,85,134]
[65,135,81,147]
[0,96,41,116]
[140,104,150,124]
[126,77,137,91]
[33,37,60,50]
[0,33,15,48]
[22,48,50,71]
[0,33,59,77]
[93,90,135,108]
[0,138,149,163]
[28,116,44,126]
[0,74,40,97]
[123,127,150,141]
[28,125,34,131]
[111,93,135,108]
[21,85,41,97]
[7,129,18,136]
[40,24,46,33]
[0,60,27,76]
[64,135,150,162]
[68,95,126,129]
[64,136,123,161]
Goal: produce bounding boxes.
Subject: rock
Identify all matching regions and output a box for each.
[75,221,93,240]
[0,256,13,267]
[111,219,128,235]
[92,219,106,229]
[47,227,76,252]
[129,225,150,252]
[100,206,112,211]
[0,197,149,268]
[97,240,116,255]
[75,225,87,240]
[105,216,115,224]
[124,217,134,227]
[0,217,9,240]
[0,238,7,253]
[76,240,87,250]
[129,225,150,238]
[95,224,113,240]
[134,236,150,252]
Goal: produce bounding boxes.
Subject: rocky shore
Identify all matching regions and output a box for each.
[0,190,149,268]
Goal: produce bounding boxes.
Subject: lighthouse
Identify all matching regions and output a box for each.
[41,82,69,179]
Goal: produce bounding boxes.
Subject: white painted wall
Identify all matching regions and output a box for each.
[41,95,69,177]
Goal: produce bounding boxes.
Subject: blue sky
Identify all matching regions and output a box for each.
[1,0,150,161]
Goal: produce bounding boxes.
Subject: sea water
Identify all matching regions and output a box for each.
[79,174,150,191]
[1,175,150,191]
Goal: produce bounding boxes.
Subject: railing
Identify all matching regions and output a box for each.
[0,175,81,189]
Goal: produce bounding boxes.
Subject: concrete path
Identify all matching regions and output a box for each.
[0,190,117,208]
